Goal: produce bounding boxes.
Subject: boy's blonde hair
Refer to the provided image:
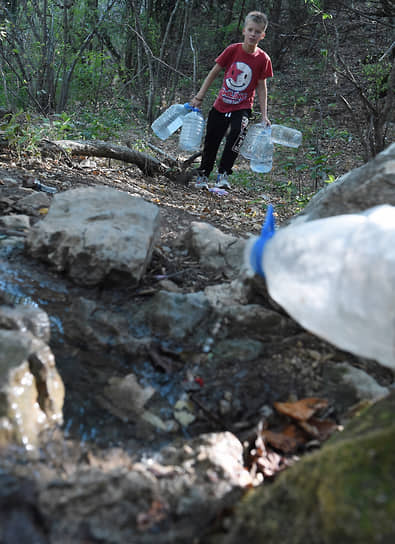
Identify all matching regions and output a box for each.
[245,11,268,30]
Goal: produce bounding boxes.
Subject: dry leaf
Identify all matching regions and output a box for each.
[297,417,338,441]
[274,397,328,421]
[261,429,299,454]
[261,423,309,454]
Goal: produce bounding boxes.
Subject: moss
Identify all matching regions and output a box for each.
[317,428,395,542]
[226,392,395,544]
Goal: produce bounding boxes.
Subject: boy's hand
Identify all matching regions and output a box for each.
[262,115,271,126]
[191,96,203,108]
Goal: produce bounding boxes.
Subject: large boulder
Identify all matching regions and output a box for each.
[223,391,395,544]
[292,142,395,224]
[37,431,249,543]
[26,186,160,286]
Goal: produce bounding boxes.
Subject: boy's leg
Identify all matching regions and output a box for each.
[218,110,250,175]
[199,108,230,177]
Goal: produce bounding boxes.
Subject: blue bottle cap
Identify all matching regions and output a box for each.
[250,204,276,277]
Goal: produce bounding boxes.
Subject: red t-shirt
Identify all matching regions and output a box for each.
[213,43,273,113]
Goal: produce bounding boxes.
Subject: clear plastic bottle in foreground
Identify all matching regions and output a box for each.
[178,108,205,152]
[151,103,191,140]
[271,124,302,148]
[245,204,395,370]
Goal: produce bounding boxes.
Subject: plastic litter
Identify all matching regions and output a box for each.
[33,179,57,194]
[208,187,228,196]
[151,103,191,140]
[245,204,395,369]
[178,108,205,152]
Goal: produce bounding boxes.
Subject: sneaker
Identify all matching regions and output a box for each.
[194,174,209,189]
[215,173,231,189]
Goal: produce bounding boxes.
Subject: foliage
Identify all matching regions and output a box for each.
[362,58,392,104]
[304,0,333,18]
[0,111,44,157]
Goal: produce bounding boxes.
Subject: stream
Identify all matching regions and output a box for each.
[1,240,188,453]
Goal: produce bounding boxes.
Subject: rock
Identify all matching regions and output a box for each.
[38,466,163,543]
[211,338,264,363]
[204,278,250,307]
[26,187,160,286]
[181,221,247,278]
[0,474,49,544]
[224,391,395,544]
[291,142,395,224]
[15,191,52,216]
[0,330,64,449]
[157,431,252,515]
[64,289,213,351]
[0,305,64,449]
[0,214,31,230]
[100,373,155,421]
[0,304,51,343]
[137,290,212,341]
[37,432,250,543]
[331,363,389,402]
[158,278,182,292]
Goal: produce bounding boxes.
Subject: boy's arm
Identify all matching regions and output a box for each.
[190,63,223,108]
[256,79,270,126]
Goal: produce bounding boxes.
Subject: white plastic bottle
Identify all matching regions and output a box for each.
[271,124,302,148]
[178,108,205,152]
[151,103,191,140]
[245,204,395,370]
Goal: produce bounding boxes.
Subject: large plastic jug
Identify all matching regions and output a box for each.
[240,123,272,160]
[178,108,205,152]
[250,138,273,173]
[151,103,191,140]
[245,204,395,370]
[271,124,302,148]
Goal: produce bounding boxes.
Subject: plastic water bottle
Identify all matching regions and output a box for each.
[245,204,395,370]
[271,124,302,148]
[250,139,273,173]
[240,123,272,160]
[151,103,191,140]
[240,123,273,173]
[178,108,205,152]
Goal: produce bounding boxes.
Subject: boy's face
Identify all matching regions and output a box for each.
[243,21,266,48]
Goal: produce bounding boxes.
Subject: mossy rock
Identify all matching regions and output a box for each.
[224,391,395,544]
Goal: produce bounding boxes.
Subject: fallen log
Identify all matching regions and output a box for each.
[0,134,201,182]
[43,139,164,176]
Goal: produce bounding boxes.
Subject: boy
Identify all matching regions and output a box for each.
[190,11,273,190]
